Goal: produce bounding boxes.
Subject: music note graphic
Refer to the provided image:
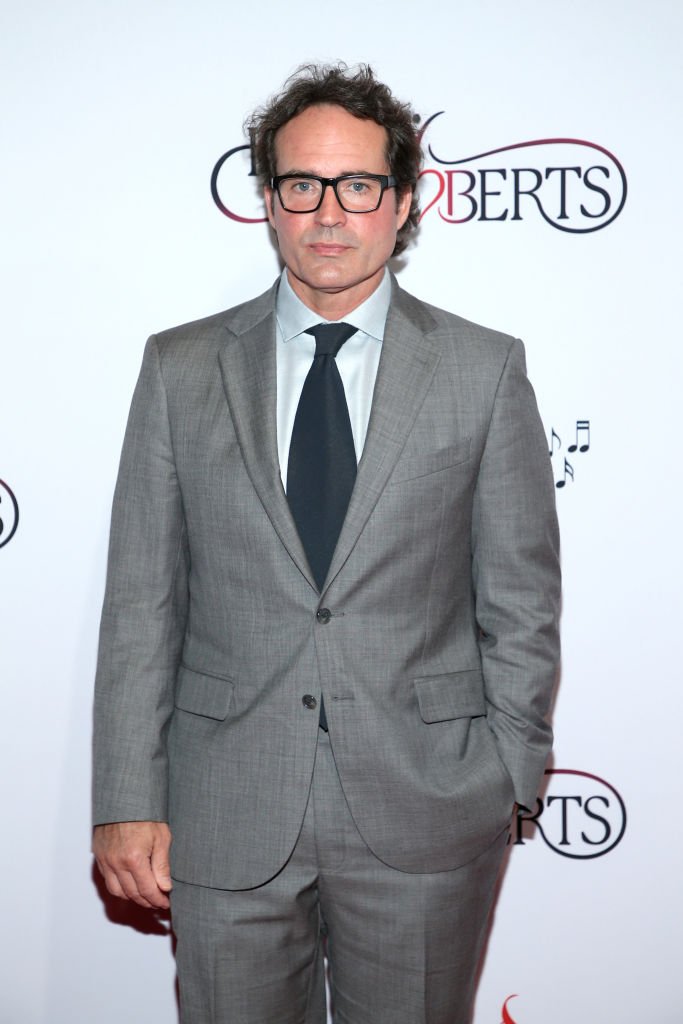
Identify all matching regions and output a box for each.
[548,427,561,457]
[556,458,574,488]
[567,419,590,453]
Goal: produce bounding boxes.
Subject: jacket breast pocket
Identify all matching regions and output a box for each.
[389,439,471,485]
[414,669,486,723]
[174,664,235,721]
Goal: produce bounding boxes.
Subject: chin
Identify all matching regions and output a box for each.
[299,266,354,290]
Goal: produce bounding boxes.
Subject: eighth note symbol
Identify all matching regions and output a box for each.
[549,427,561,457]
[568,419,590,453]
[556,458,575,489]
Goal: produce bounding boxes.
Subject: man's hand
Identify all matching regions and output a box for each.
[92,821,172,910]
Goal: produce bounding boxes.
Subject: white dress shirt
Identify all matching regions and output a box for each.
[275,268,392,487]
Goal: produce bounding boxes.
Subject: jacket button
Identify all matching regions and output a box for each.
[302,694,317,710]
[316,607,331,624]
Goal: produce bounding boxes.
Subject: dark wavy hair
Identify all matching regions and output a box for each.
[245,63,422,256]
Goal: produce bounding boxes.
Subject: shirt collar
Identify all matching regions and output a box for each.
[276,267,391,344]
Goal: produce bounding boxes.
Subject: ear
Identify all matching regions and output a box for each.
[264,186,276,230]
[396,185,413,230]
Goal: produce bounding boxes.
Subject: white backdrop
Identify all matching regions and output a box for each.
[2,2,682,1021]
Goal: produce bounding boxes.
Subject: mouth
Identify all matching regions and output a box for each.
[307,242,352,256]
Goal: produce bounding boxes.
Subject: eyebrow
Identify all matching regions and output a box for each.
[276,169,382,178]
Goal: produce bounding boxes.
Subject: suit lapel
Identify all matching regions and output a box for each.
[217,279,441,596]
[217,285,318,592]
[323,282,441,593]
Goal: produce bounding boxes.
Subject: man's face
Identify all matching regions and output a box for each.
[265,103,412,318]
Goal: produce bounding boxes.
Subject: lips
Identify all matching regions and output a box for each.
[308,243,351,256]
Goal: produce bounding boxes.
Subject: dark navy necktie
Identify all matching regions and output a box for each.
[287,322,358,730]
[287,322,358,589]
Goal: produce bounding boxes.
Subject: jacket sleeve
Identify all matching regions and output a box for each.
[471,337,561,810]
[92,336,189,826]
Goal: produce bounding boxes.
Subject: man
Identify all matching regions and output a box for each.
[93,63,560,1024]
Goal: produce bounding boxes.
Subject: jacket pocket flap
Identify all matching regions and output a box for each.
[390,439,471,484]
[175,665,234,720]
[414,669,486,723]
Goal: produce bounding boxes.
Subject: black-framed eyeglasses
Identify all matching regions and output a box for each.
[271,173,398,214]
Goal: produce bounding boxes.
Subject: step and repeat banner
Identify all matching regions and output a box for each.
[2,2,681,1021]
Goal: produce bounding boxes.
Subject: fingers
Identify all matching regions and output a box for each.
[99,861,159,908]
[93,821,172,910]
[150,833,173,895]
[119,851,170,909]
[95,860,127,901]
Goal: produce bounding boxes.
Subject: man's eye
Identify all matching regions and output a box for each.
[292,181,311,192]
[344,180,370,193]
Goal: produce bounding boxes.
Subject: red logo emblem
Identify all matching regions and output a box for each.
[501,994,519,1024]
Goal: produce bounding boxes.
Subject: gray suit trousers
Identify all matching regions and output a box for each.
[171,730,508,1024]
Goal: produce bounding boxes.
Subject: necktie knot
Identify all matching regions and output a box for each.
[307,322,357,357]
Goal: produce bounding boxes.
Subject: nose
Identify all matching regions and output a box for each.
[315,183,347,226]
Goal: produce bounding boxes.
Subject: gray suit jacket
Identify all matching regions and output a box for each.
[93,277,560,890]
